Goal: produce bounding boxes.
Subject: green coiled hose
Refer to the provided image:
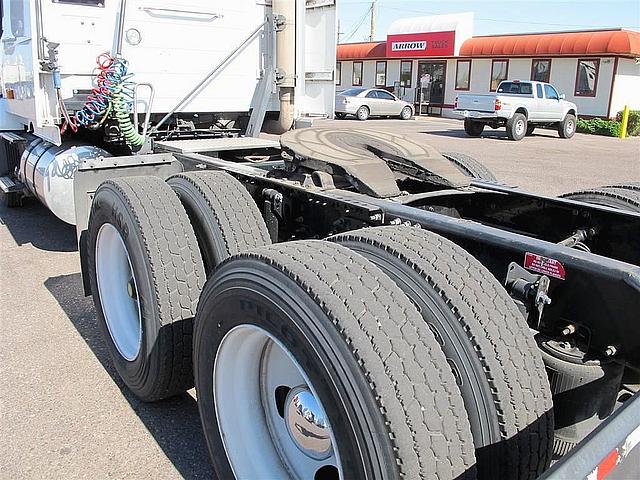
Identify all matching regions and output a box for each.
[112,84,145,148]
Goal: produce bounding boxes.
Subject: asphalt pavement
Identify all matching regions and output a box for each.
[1,116,639,479]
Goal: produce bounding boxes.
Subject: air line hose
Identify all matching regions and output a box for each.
[112,84,145,147]
[60,53,146,148]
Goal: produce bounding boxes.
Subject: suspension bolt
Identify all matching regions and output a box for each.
[604,345,618,357]
[561,324,576,336]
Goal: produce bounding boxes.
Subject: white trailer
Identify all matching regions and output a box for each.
[0,0,336,223]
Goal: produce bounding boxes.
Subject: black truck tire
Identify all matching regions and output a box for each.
[194,241,476,480]
[87,176,206,401]
[330,226,554,480]
[464,118,484,136]
[558,114,576,139]
[560,186,640,213]
[507,113,528,141]
[441,151,498,182]
[167,171,271,276]
[602,182,640,191]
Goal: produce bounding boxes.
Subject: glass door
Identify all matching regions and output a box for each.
[417,61,447,105]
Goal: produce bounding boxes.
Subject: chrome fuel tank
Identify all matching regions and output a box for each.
[19,140,112,225]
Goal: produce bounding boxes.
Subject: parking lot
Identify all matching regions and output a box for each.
[1,116,639,479]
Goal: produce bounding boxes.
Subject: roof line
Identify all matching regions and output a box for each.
[464,28,627,38]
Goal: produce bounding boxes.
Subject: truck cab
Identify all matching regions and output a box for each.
[454,80,578,140]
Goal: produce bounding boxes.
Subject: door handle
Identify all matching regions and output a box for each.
[139,7,223,20]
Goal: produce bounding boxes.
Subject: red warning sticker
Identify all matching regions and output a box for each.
[524,252,566,280]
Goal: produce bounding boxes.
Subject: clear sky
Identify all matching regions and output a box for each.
[338,0,640,43]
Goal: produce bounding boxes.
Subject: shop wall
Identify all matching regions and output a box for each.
[609,57,640,117]
[548,57,615,117]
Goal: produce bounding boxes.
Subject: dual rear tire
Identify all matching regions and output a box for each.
[87,172,553,479]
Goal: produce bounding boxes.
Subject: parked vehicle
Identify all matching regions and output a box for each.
[1,2,639,479]
[335,87,414,120]
[454,80,578,140]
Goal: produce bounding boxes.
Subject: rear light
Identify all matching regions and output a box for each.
[454,96,458,109]
[495,99,502,111]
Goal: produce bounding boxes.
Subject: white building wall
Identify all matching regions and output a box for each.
[386,60,401,88]
[548,57,615,117]
[338,55,635,119]
[508,59,532,82]
[337,61,352,87]
[609,58,640,117]
[362,61,376,87]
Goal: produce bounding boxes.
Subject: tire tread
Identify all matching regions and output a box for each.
[235,240,476,479]
[330,226,554,479]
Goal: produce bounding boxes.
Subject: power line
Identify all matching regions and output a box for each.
[342,5,373,43]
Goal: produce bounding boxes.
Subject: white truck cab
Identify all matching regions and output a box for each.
[454,80,578,140]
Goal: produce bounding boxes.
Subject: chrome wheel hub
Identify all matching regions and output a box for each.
[285,386,333,460]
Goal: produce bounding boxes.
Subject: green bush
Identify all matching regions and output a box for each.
[615,110,640,136]
[576,118,621,137]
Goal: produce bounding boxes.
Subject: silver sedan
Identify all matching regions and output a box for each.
[335,88,414,121]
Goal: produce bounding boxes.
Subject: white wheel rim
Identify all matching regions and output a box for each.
[214,325,342,480]
[566,120,574,134]
[515,119,525,136]
[95,223,142,361]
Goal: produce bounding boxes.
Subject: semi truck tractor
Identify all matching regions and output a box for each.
[1,1,639,479]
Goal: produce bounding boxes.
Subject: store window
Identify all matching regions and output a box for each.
[375,61,387,87]
[400,60,412,87]
[336,62,341,86]
[531,59,551,83]
[490,59,509,91]
[575,59,599,97]
[352,61,363,86]
[455,60,471,90]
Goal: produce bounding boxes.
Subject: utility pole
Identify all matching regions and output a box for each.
[369,0,377,42]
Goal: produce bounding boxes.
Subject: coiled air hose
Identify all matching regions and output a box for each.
[60,53,146,148]
[112,84,145,147]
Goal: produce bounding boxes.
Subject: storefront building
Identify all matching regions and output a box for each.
[336,13,640,118]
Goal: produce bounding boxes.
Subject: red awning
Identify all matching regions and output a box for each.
[337,42,387,60]
[459,29,640,58]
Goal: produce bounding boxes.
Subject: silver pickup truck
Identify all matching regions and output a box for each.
[454,80,578,140]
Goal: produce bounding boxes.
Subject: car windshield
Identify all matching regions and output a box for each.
[339,88,366,97]
[497,82,533,94]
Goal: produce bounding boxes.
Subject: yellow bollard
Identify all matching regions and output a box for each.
[620,105,630,139]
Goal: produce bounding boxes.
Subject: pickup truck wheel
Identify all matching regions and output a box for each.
[464,118,484,136]
[526,125,536,136]
[335,112,346,119]
[441,151,497,181]
[399,106,413,120]
[558,114,576,138]
[194,241,476,480]
[88,177,206,401]
[560,186,640,213]
[356,106,369,121]
[167,171,271,276]
[507,113,527,141]
[330,226,554,480]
